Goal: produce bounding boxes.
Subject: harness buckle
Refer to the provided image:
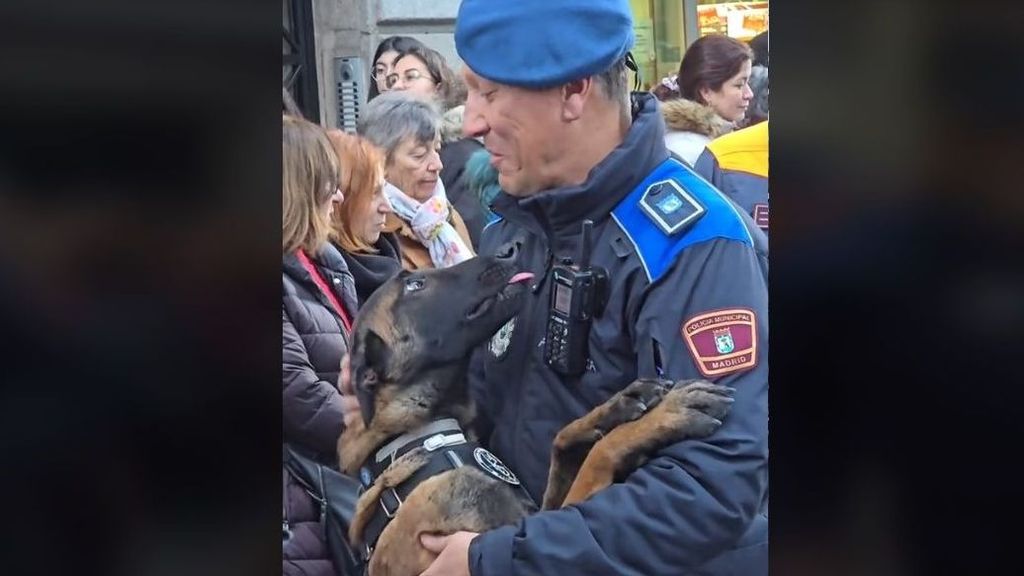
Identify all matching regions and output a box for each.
[423,433,447,451]
[379,487,402,519]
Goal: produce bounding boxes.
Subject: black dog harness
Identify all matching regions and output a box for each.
[356,418,531,561]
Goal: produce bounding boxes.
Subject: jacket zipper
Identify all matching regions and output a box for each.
[510,243,555,493]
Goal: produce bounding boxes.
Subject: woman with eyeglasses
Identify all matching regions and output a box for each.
[387,44,488,249]
[368,35,426,101]
[357,91,474,271]
[385,44,466,110]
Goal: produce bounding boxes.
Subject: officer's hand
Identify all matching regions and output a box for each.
[339,354,361,429]
[419,531,477,576]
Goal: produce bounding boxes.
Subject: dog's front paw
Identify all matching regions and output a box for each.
[662,379,735,437]
[599,378,670,429]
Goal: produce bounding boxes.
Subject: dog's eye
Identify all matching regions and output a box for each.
[404,278,425,292]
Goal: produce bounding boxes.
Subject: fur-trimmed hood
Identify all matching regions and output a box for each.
[660,98,733,139]
[440,104,466,144]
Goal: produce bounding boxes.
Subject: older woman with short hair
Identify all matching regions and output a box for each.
[357,91,474,271]
[387,44,487,247]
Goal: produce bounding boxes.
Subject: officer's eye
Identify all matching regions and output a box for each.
[404,278,426,292]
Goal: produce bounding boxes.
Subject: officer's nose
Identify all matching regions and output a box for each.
[495,241,521,263]
[463,97,490,139]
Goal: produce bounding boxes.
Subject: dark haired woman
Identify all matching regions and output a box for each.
[662,34,754,165]
[368,35,426,101]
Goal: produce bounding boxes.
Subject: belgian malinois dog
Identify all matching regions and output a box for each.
[338,250,734,576]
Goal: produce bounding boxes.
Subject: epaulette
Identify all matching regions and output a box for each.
[611,157,754,283]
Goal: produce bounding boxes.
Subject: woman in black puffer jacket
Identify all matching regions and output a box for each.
[282,114,359,576]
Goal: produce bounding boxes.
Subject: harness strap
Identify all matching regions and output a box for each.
[373,418,463,466]
[357,420,533,562]
[360,442,477,561]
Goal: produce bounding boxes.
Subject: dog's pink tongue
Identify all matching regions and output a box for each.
[508,272,534,284]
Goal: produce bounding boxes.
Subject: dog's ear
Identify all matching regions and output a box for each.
[354,328,391,426]
[358,328,390,390]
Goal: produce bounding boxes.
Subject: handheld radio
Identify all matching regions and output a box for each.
[543,220,609,376]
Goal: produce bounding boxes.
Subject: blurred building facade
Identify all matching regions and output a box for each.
[284,0,767,129]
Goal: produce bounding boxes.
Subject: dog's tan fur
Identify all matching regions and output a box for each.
[337,258,734,576]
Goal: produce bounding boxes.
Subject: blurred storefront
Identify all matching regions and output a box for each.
[628,0,768,90]
[297,0,769,128]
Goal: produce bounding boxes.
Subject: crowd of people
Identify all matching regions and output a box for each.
[282,0,768,574]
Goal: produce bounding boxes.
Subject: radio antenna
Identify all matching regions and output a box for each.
[579,220,593,269]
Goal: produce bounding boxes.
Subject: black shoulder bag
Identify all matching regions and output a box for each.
[283,443,365,576]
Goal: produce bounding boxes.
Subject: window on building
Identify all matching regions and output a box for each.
[696,0,769,42]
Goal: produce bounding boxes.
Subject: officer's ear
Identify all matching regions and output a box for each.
[560,77,593,122]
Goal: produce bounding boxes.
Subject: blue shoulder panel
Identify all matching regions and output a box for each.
[612,157,753,283]
[483,215,503,230]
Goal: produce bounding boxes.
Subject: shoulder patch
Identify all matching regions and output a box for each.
[612,157,754,283]
[681,308,758,378]
[753,203,769,230]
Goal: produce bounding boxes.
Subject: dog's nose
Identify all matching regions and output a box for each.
[495,241,521,262]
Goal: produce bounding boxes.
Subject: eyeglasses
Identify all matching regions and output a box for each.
[385,69,436,90]
[371,65,389,82]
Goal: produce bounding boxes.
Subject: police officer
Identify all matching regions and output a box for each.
[418,1,769,575]
[694,120,770,234]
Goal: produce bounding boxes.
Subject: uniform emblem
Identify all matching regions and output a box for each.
[713,328,735,354]
[655,193,683,214]
[473,447,520,485]
[489,317,516,359]
[682,308,758,378]
[753,203,769,230]
[638,179,705,235]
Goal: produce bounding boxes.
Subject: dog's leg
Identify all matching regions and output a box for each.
[338,418,393,476]
[559,380,734,507]
[542,379,669,509]
[349,448,431,545]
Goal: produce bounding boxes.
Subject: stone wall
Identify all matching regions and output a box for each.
[311,0,461,128]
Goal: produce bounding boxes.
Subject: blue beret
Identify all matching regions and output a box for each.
[455,0,634,89]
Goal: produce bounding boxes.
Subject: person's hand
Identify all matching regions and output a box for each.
[339,354,361,429]
[419,531,477,576]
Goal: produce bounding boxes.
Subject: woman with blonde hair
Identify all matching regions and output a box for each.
[326,130,403,304]
[281,114,358,576]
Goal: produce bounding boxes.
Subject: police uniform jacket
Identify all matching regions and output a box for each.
[467,93,769,575]
[694,121,770,234]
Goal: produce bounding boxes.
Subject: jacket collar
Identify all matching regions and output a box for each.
[283,242,352,278]
[660,97,733,138]
[283,243,359,316]
[491,93,669,240]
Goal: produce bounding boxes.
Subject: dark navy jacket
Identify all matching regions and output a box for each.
[467,93,769,575]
